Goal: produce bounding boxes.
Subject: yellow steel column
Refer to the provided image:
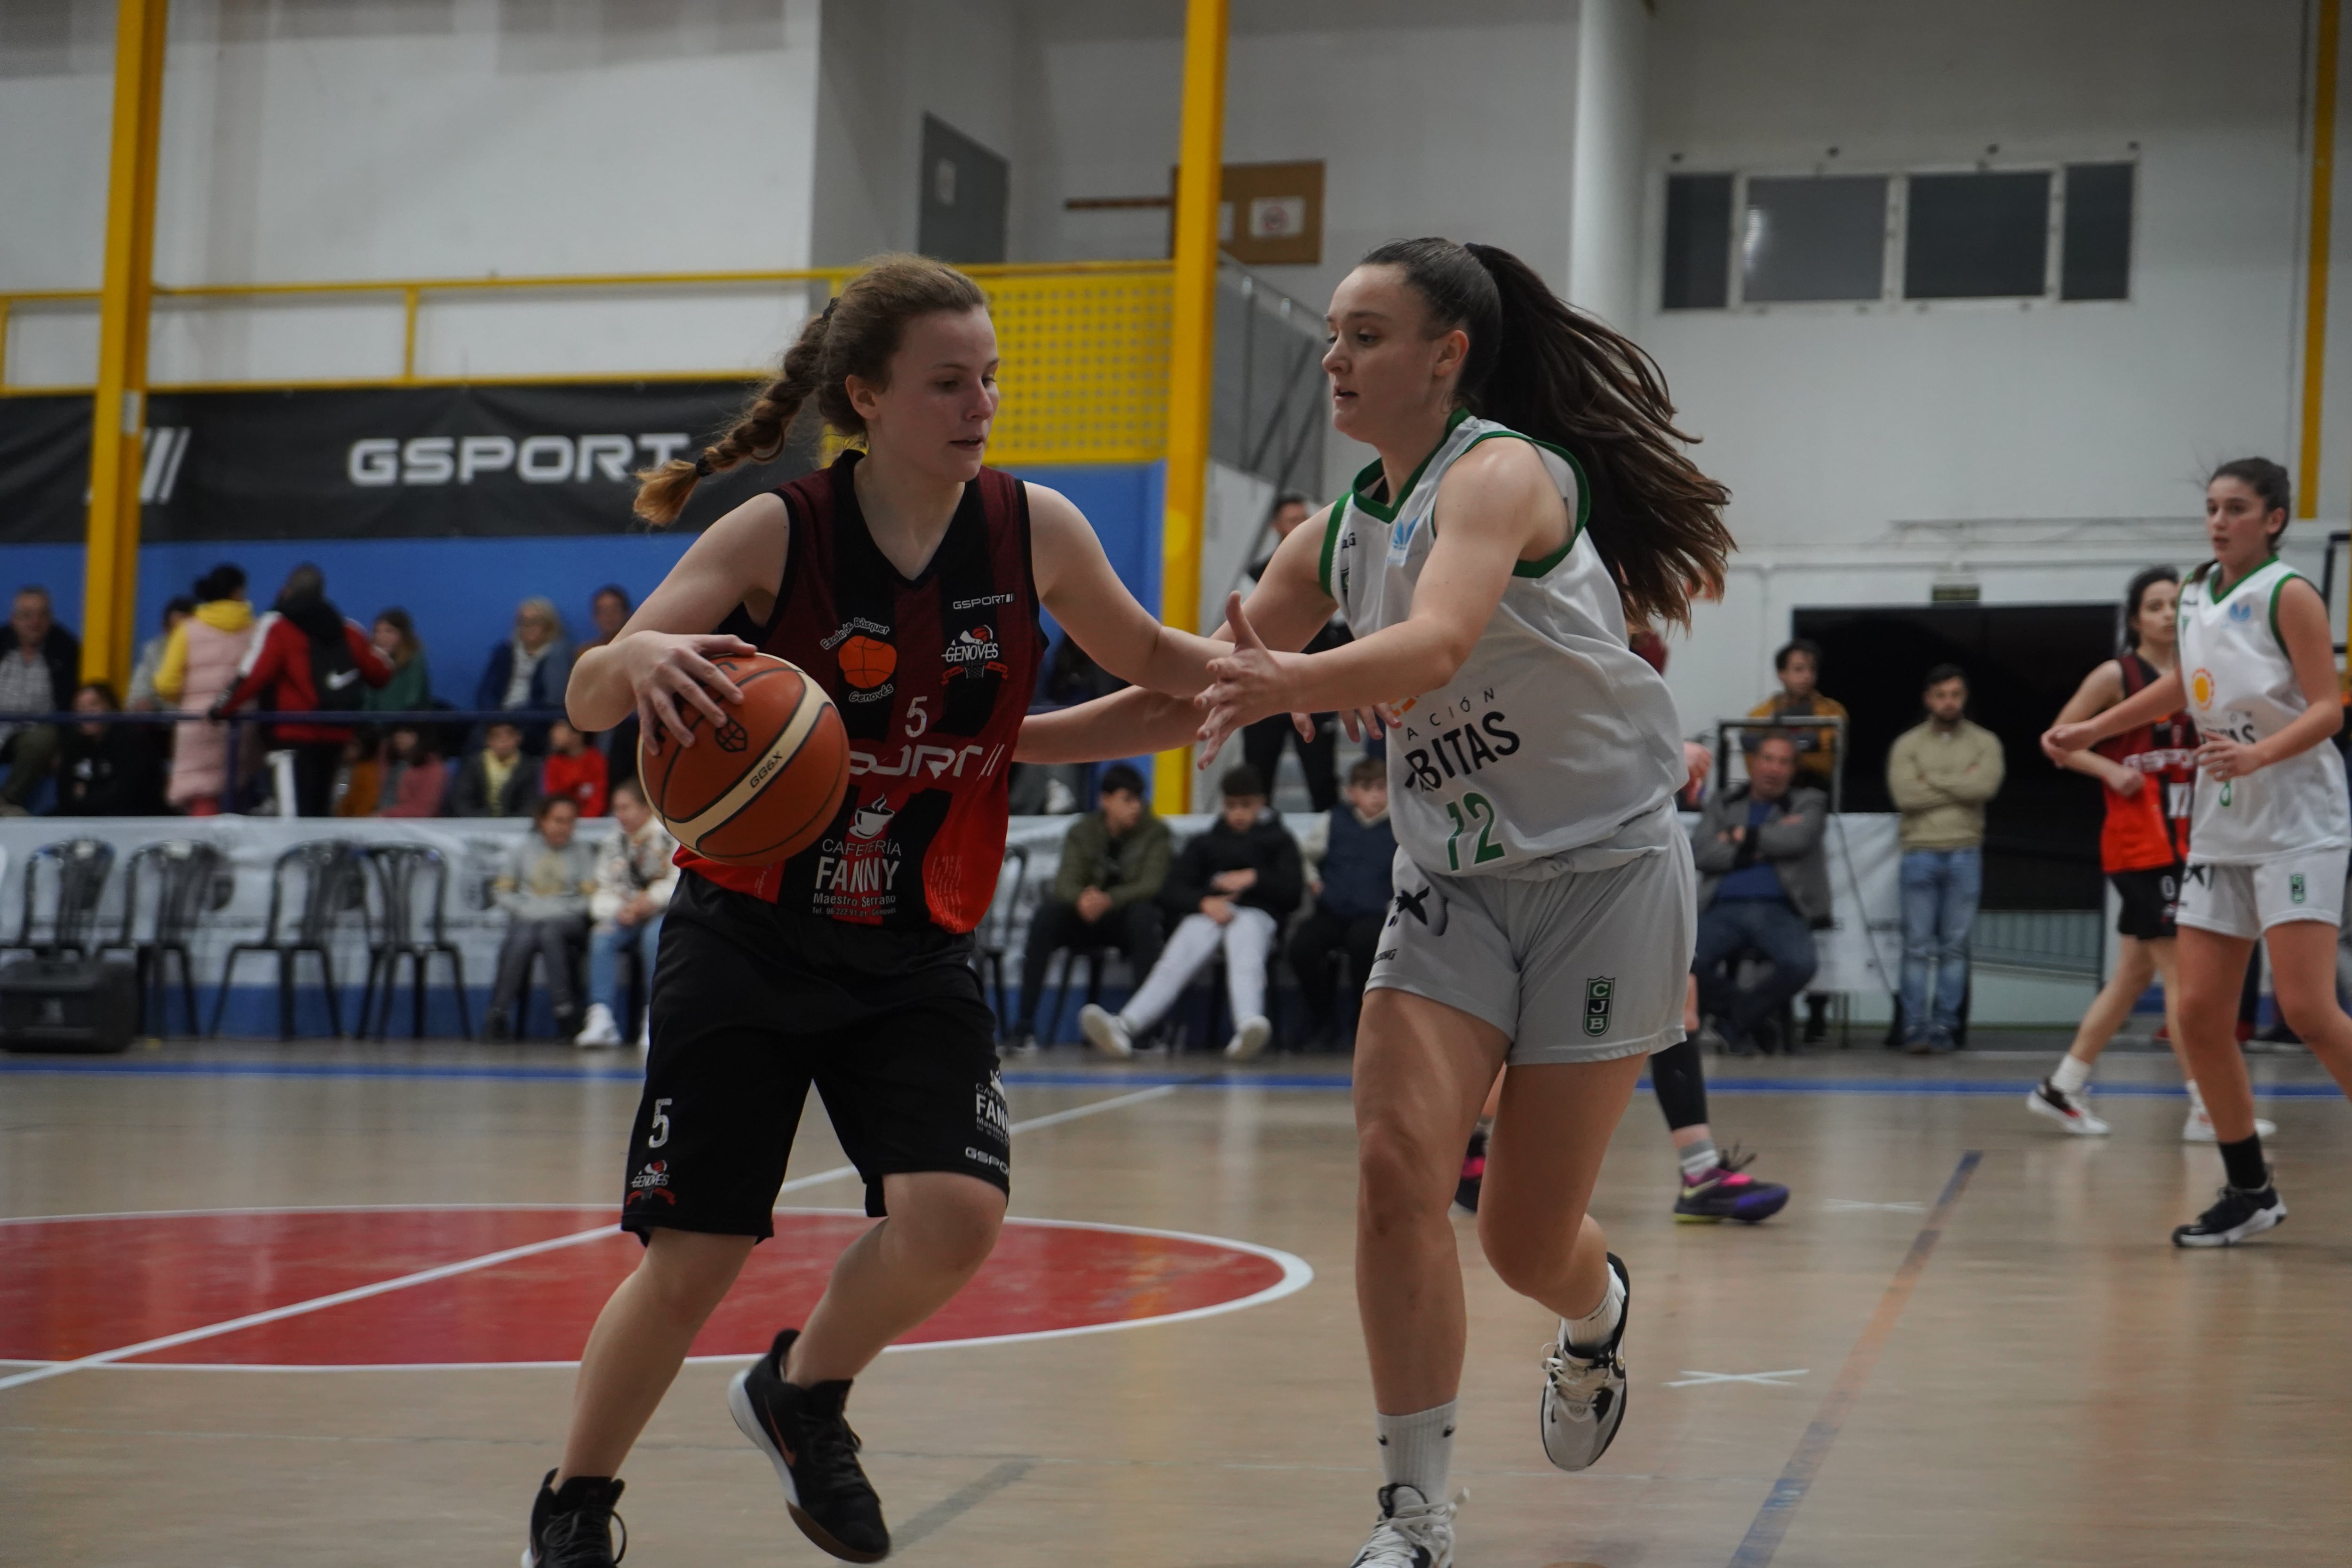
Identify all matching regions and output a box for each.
[83,0,170,687]
[1156,0,1228,813]
[2300,0,2339,526]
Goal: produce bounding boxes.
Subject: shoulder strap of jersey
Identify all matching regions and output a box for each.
[1455,425,1591,579]
[1317,497,1350,598]
[2267,564,2308,649]
[2119,651,2151,697]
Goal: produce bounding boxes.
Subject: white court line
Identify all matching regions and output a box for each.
[1665,1368,1809,1389]
[0,1083,1177,1395]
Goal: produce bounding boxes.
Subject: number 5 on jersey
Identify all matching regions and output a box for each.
[1443,791,1506,871]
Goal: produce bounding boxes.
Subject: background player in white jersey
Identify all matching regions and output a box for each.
[2047,459,2352,1245]
[1023,236,1733,1567]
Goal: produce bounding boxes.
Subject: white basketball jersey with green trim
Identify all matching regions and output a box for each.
[2177,556,2351,863]
[1319,411,1685,877]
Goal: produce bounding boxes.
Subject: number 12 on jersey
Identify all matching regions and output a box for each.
[1443,791,1505,871]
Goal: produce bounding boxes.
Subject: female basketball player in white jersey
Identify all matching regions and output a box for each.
[2047,459,2352,1245]
[1022,237,1732,1566]
[2028,566,2276,1143]
[524,256,1230,1568]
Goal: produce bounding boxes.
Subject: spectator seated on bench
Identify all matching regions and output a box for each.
[1689,733,1828,1056]
[572,777,677,1050]
[1290,756,1395,1051]
[1006,763,1171,1052]
[1079,764,1301,1063]
[485,795,598,1041]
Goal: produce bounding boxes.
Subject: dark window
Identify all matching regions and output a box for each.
[2061,163,2134,301]
[1904,171,2051,299]
[1740,175,1888,303]
[1661,174,1732,309]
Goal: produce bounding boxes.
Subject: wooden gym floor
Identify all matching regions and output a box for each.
[4,1040,2349,1567]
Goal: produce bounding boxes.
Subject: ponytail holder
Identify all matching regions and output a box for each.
[820,297,838,323]
[692,454,713,477]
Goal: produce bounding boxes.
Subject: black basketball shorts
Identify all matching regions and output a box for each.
[620,873,1011,1240]
[2110,865,2182,941]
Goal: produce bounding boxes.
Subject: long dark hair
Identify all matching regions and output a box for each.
[1359,237,1733,627]
[635,255,988,526]
[2119,565,2179,654]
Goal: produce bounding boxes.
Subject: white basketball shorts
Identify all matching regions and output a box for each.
[2177,846,2349,940]
[1364,828,1695,1066]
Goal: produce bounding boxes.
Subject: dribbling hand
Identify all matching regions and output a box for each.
[622,631,755,754]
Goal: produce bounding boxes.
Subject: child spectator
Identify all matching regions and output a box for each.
[573,777,678,1049]
[1289,756,1395,1050]
[158,564,255,816]
[378,725,447,817]
[1080,763,1302,1062]
[1006,762,1172,1051]
[332,734,382,818]
[58,682,164,815]
[363,608,432,713]
[542,720,608,816]
[127,597,193,711]
[455,720,539,817]
[213,565,389,815]
[485,795,598,1040]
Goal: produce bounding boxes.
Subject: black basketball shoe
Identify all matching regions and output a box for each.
[523,1470,625,1568]
[728,1328,891,1563]
[1453,1127,1488,1215]
[2172,1179,2288,1248]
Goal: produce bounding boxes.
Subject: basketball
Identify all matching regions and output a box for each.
[637,653,850,867]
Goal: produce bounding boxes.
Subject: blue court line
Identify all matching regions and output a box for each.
[1728,1149,1983,1568]
[0,1059,2340,1097]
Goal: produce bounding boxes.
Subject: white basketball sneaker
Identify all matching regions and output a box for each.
[1079,1003,1135,1059]
[2025,1079,2109,1136]
[572,1003,622,1048]
[1540,1253,1630,1472]
[1345,1484,1457,1568]
[1226,1015,1271,1061]
[2183,1082,2276,1143]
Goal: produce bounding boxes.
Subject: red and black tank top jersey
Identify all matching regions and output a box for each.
[2092,652,2198,873]
[677,450,1044,934]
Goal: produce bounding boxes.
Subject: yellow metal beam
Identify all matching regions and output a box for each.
[83,0,169,688]
[1158,0,1228,813]
[2301,0,2339,525]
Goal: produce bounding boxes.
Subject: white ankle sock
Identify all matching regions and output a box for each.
[1375,1402,1456,1497]
[1677,1135,1718,1180]
[2051,1055,2092,1096]
[1563,1265,1626,1354]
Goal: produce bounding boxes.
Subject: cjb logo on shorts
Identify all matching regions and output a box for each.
[1583,977,1613,1037]
[2291,873,2307,905]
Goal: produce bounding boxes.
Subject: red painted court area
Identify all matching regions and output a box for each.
[1,1207,1296,1369]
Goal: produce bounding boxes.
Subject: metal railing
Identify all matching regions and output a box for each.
[1711,714,1849,812]
[1213,259,1326,496]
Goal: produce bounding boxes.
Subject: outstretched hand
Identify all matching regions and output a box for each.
[1196,593,1293,762]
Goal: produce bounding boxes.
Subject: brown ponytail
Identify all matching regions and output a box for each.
[634,253,989,525]
[1360,237,1734,628]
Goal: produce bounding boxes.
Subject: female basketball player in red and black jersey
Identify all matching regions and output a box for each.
[522,257,1222,1567]
[2028,566,2273,1144]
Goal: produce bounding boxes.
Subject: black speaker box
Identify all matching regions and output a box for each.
[0,957,139,1054]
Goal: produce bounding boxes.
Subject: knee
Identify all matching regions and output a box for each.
[1356,1122,1446,1232]
[637,1232,751,1317]
[890,1178,1006,1276]
[2275,982,2344,1040]
[1476,1212,1569,1299]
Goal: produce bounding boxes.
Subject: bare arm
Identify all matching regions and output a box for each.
[2044,661,2140,791]
[1027,483,1228,698]
[2044,665,2186,757]
[1016,505,1345,764]
[1196,440,1564,751]
[2193,578,2345,781]
[564,494,781,745]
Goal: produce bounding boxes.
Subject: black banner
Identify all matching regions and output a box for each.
[0,380,817,543]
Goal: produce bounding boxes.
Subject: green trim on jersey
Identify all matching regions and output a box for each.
[1346,408,1471,524]
[2211,552,2281,602]
[1457,429,1593,578]
[1318,497,1348,598]
[2267,568,2305,650]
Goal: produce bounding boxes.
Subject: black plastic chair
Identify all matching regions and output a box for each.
[972,846,1029,1034]
[358,844,471,1040]
[102,841,230,1036]
[3,838,116,959]
[208,840,370,1039]
[1041,946,1108,1045]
